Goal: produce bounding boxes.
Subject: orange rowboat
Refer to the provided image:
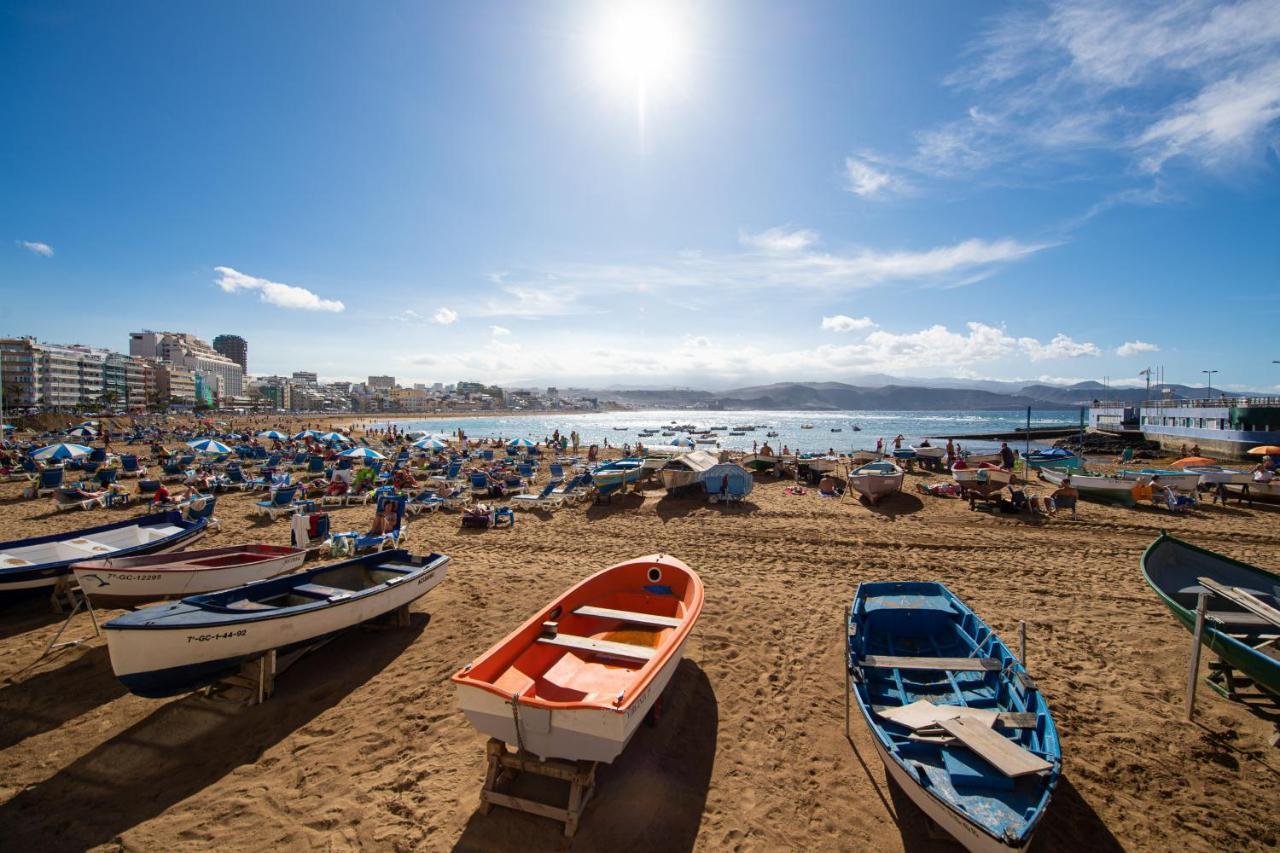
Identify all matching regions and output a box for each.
[452,554,703,763]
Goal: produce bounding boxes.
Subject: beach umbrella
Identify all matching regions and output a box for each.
[188,438,233,455]
[293,429,321,440]
[317,431,350,444]
[1170,456,1216,468]
[1247,445,1280,456]
[257,430,287,440]
[413,437,448,450]
[507,438,536,448]
[337,446,386,460]
[31,442,93,461]
[407,429,431,438]
[671,437,695,447]
[66,426,97,438]
[1,424,15,432]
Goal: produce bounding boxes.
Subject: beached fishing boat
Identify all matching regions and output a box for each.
[740,453,780,472]
[1038,467,1138,506]
[962,452,1004,467]
[848,581,1060,852]
[1224,480,1280,503]
[104,549,449,698]
[1182,465,1252,486]
[73,544,307,606]
[591,458,644,495]
[1020,449,1081,471]
[848,461,904,504]
[911,445,946,460]
[1141,533,1280,698]
[1116,468,1200,493]
[453,554,703,763]
[952,467,1014,501]
[658,449,718,491]
[0,510,208,596]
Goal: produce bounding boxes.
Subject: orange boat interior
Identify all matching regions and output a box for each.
[461,559,701,708]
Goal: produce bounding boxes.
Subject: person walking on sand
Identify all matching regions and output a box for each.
[893,434,904,450]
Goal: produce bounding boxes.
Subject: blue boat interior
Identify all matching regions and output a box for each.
[849,581,1060,846]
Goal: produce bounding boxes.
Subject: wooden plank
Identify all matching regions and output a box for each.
[538,633,656,661]
[876,699,998,730]
[937,717,1052,778]
[1197,577,1280,629]
[996,712,1040,729]
[573,605,681,629]
[861,655,1000,672]
[481,790,571,823]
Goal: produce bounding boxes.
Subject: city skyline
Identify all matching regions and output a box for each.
[3,1,1279,391]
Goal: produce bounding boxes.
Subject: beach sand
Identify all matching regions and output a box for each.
[0,440,1277,851]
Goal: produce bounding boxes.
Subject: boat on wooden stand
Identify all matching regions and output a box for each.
[104,549,449,698]
[848,461,904,505]
[847,581,1060,852]
[453,553,703,763]
[73,544,307,607]
[1038,467,1138,507]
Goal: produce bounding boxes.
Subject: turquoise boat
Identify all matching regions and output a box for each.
[1141,533,1280,699]
[848,581,1060,851]
[1020,449,1081,471]
[591,457,644,496]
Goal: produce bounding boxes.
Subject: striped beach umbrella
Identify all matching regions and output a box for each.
[671,437,695,447]
[337,446,386,460]
[188,438,233,455]
[317,431,350,444]
[66,426,97,438]
[293,429,321,440]
[507,438,536,448]
[31,442,93,461]
[257,430,287,440]
[414,437,448,450]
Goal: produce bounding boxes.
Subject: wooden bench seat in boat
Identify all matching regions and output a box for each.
[294,583,352,599]
[226,599,276,610]
[573,605,682,629]
[860,655,1000,672]
[538,632,657,662]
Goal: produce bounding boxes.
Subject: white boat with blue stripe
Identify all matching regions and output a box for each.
[847,581,1060,852]
[104,549,448,698]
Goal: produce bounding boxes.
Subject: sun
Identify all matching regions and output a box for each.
[589,1,692,109]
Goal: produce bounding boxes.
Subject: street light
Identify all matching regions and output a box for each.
[1202,369,1218,399]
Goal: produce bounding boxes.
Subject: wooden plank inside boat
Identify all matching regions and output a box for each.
[538,633,657,661]
[937,717,1052,778]
[861,655,1000,672]
[573,605,682,628]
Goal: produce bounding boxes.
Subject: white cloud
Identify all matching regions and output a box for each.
[821,315,876,332]
[844,155,904,197]
[19,240,53,257]
[1116,340,1160,356]
[432,306,458,325]
[1019,333,1102,361]
[490,324,511,336]
[214,266,344,312]
[866,0,1280,184]
[739,226,819,253]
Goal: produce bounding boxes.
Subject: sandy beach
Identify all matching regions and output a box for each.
[0,429,1277,852]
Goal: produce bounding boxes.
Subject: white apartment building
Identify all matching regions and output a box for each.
[130,330,244,397]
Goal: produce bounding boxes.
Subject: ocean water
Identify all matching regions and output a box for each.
[374,409,1082,454]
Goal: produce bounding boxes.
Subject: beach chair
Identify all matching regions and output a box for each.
[548,463,565,481]
[469,471,491,496]
[183,495,220,529]
[35,467,64,497]
[503,474,527,496]
[137,477,162,497]
[223,466,251,491]
[407,491,444,515]
[89,447,107,464]
[119,454,141,477]
[329,495,406,555]
[52,486,105,512]
[511,479,564,511]
[254,484,301,519]
[10,458,40,482]
[94,467,118,488]
[518,462,536,482]
[438,486,473,511]
[161,460,187,482]
[431,461,463,485]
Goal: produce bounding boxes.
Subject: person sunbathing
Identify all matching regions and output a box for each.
[366,504,399,536]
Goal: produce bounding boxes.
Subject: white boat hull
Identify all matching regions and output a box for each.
[868,728,1030,853]
[455,633,690,763]
[74,550,307,603]
[1226,481,1280,502]
[1184,467,1252,486]
[0,533,204,592]
[105,561,446,680]
[850,474,904,504]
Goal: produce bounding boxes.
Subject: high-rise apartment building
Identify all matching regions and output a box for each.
[212,334,248,372]
[130,330,244,397]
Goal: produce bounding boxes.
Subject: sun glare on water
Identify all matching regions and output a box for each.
[588,1,693,137]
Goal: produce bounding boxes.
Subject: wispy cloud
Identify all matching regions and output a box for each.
[844,154,907,197]
[739,226,819,252]
[432,306,458,325]
[1116,340,1160,356]
[868,0,1280,185]
[490,324,511,336]
[1019,333,1101,361]
[821,315,876,332]
[214,266,344,312]
[18,240,53,257]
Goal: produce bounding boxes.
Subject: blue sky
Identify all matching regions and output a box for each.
[2,0,1278,391]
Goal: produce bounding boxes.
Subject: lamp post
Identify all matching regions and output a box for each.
[1202,369,1218,400]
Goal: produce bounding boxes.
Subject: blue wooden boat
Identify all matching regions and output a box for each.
[0,510,208,598]
[104,549,449,698]
[1020,448,1081,471]
[847,582,1060,852]
[591,457,644,496]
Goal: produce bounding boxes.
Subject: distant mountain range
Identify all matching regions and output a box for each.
[581,378,1246,411]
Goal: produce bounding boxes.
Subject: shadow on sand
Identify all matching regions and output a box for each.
[453,659,717,853]
[0,594,65,642]
[0,615,426,851]
[859,491,925,519]
[0,645,127,750]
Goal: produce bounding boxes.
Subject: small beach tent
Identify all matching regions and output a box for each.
[701,463,754,500]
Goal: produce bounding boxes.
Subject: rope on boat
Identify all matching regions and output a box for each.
[510,690,526,754]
